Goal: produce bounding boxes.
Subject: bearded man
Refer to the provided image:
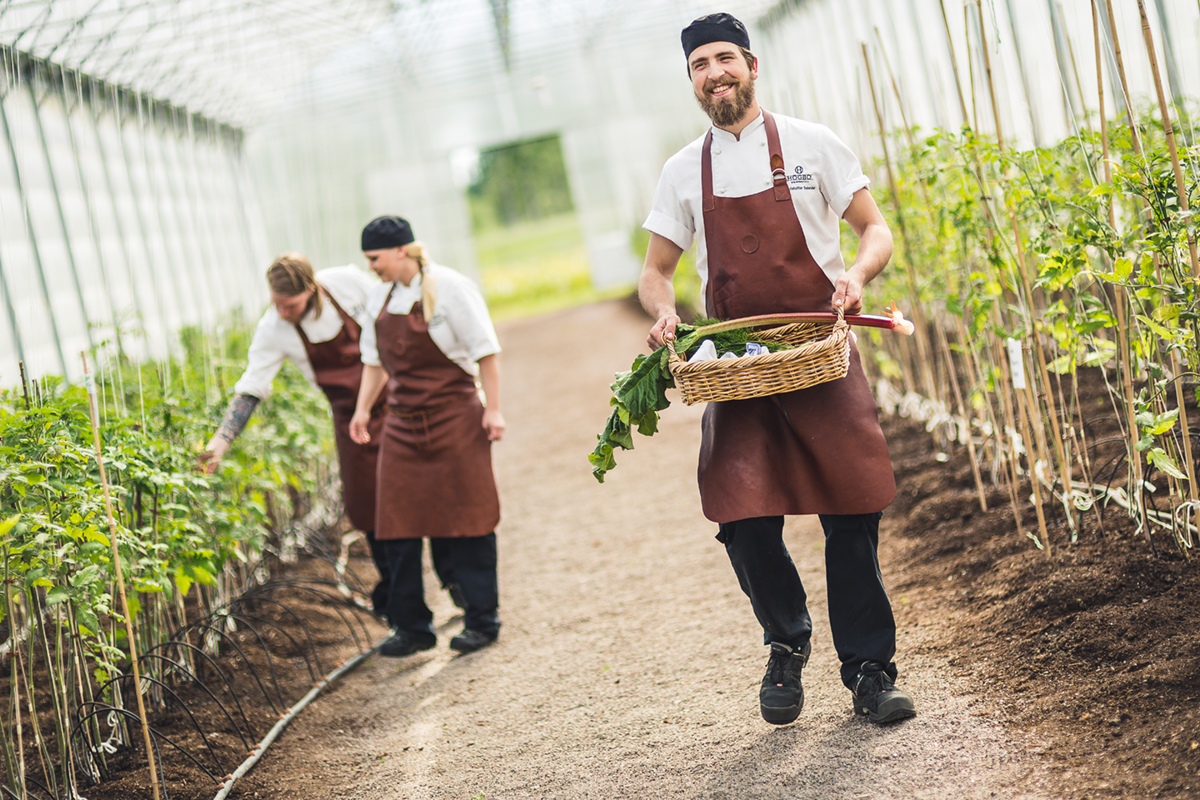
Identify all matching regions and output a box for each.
[637,12,916,726]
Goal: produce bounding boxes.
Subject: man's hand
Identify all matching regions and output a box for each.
[832,271,866,315]
[648,313,682,349]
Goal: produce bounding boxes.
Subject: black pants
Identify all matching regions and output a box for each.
[379,533,500,638]
[719,513,897,688]
[365,530,455,618]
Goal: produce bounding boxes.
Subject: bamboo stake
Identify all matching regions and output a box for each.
[1093,0,1147,537]
[3,535,27,800]
[81,353,161,800]
[1136,0,1199,552]
[938,0,971,127]
[974,0,1057,550]
[860,42,940,404]
[937,320,990,510]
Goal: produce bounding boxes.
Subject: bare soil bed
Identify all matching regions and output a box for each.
[44,297,1200,799]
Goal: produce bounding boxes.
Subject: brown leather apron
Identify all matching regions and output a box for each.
[373,283,500,540]
[696,110,896,523]
[295,286,385,532]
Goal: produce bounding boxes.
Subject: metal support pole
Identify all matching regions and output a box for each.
[62,66,123,355]
[90,85,150,358]
[181,116,234,317]
[115,88,175,356]
[0,85,68,375]
[29,77,95,350]
[159,108,216,324]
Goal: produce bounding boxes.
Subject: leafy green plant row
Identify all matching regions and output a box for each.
[859,104,1200,555]
[1,323,335,798]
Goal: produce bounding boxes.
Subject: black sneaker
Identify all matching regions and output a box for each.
[379,630,436,658]
[850,661,916,724]
[759,640,811,725]
[449,629,496,653]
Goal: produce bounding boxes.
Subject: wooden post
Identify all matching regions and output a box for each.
[81,354,160,800]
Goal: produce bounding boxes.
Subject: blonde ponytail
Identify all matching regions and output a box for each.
[406,241,437,322]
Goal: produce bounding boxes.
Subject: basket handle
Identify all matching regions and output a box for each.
[686,307,847,337]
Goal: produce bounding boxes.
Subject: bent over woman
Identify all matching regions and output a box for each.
[350,215,504,656]
[199,254,393,610]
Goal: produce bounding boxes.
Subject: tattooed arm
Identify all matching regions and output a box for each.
[198,393,261,473]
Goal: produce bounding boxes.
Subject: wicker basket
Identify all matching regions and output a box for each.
[666,310,850,405]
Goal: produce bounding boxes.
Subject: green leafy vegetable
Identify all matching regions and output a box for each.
[589,320,794,482]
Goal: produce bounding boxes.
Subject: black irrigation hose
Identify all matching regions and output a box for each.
[212,638,385,800]
[93,673,230,776]
[58,515,384,795]
[143,640,261,741]
[243,581,375,651]
[225,609,319,684]
[226,599,323,678]
[73,704,216,789]
[138,652,254,752]
[181,620,286,715]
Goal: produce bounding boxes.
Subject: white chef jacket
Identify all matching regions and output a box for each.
[360,263,501,377]
[232,265,379,399]
[643,110,870,298]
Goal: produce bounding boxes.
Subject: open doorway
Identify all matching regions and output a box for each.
[463,134,591,319]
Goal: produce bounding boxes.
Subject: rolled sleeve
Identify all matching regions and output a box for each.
[643,210,694,253]
[819,125,871,217]
[447,277,500,364]
[232,318,285,399]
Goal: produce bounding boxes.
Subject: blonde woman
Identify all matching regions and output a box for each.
[350,216,504,656]
[200,253,393,609]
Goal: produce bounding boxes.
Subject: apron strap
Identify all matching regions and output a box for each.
[701,112,790,209]
[763,110,790,203]
[701,129,716,212]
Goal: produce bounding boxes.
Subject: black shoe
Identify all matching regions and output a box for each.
[759,640,811,725]
[446,583,467,610]
[850,661,916,724]
[449,629,496,653]
[379,630,436,658]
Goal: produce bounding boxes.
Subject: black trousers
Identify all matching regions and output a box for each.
[719,513,897,688]
[365,530,455,618]
[379,533,500,638]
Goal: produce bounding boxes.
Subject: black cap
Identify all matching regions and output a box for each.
[681,13,750,60]
[361,215,415,251]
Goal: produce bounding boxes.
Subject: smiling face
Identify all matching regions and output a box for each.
[271,287,315,323]
[364,246,419,286]
[688,41,758,129]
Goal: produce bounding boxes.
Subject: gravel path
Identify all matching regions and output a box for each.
[242,299,1056,800]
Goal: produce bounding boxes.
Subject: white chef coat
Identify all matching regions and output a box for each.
[360,263,500,377]
[643,110,870,298]
[232,265,379,399]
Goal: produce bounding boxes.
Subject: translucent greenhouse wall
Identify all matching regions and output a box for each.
[3,0,1200,388]
[247,0,1200,296]
[0,51,270,387]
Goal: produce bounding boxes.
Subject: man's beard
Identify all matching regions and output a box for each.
[696,77,756,128]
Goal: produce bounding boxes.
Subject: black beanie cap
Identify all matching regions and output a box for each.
[361,215,415,251]
[681,13,750,60]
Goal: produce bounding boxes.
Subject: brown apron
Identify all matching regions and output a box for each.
[295,286,385,532]
[696,110,896,523]
[373,284,500,540]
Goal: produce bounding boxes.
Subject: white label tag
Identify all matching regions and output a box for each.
[1007,338,1027,391]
